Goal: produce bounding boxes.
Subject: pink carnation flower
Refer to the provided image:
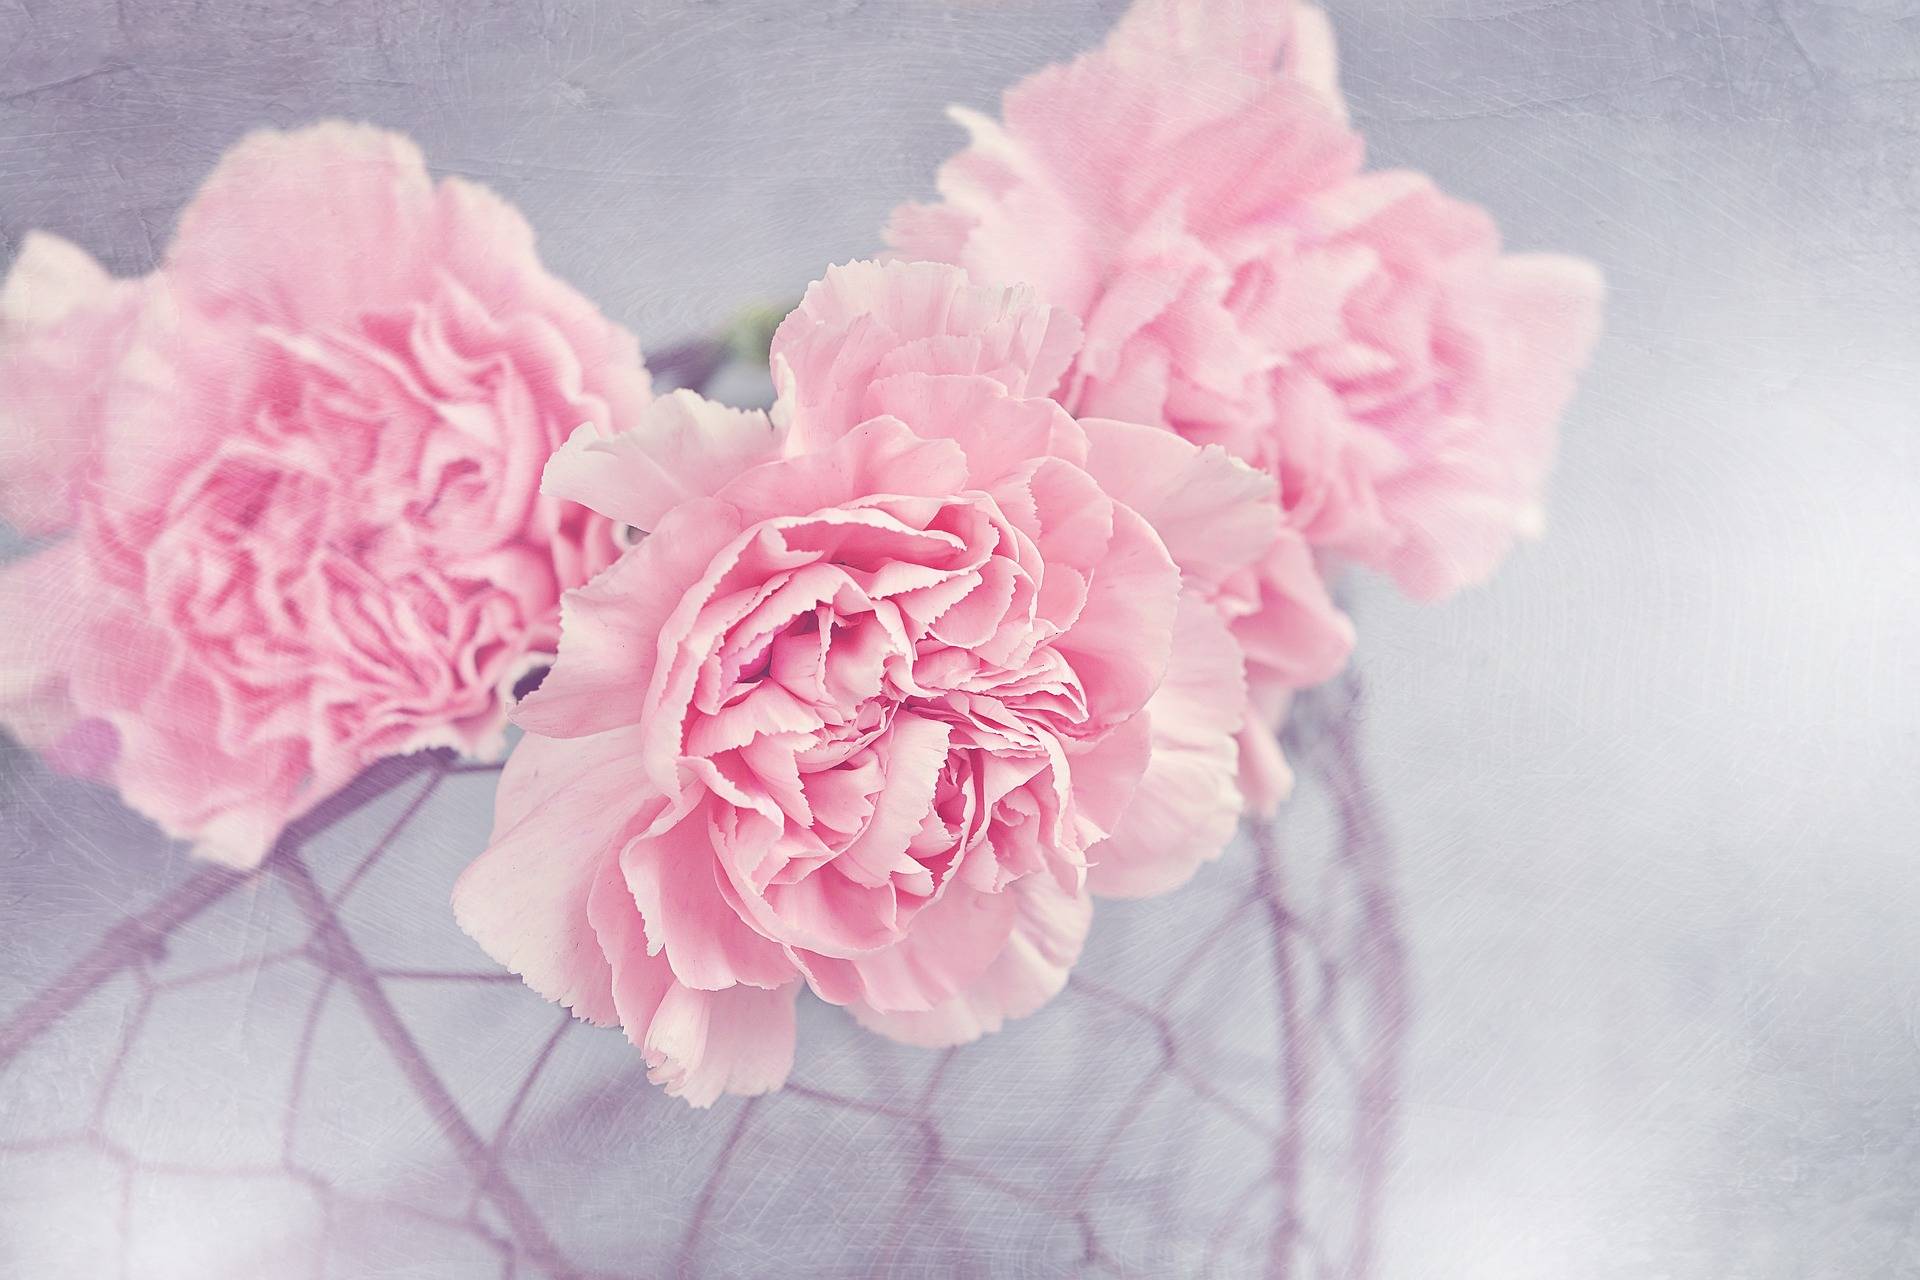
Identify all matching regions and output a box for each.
[454,261,1280,1104]
[888,0,1603,599]
[0,123,650,866]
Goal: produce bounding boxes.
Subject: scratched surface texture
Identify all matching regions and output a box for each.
[3,2,1919,1278]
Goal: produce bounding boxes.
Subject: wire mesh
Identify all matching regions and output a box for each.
[0,674,1405,1278]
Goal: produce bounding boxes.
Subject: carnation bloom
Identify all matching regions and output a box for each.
[454,261,1280,1104]
[0,123,650,866]
[888,0,1602,609]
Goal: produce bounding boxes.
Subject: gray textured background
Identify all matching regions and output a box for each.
[4,2,1920,1277]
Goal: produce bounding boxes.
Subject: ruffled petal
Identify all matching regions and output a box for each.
[1089,591,1246,897]
[850,874,1092,1048]
[1079,415,1280,590]
[165,122,438,325]
[641,981,800,1108]
[1232,530,1354,692]
[1237,698,1296,816]
[452,726,663,1026]
[514,496,746,739]
[620,800,797,992]
[0,233,144,534]
[542,390,781,534]
[800,879,1018,1015]
[1049,494,1183,730]
[865,372,1088,487]
[771,259,1081,449]
[1285,6,1346,115]
[586,865,799,1107]
[1376,254,1604,600]
[714,416,971,526]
